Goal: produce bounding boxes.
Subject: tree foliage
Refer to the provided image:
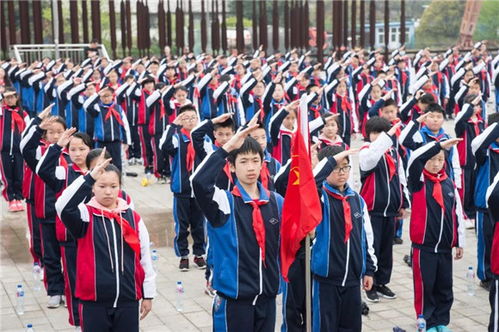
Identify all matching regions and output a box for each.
[474,0,499,46]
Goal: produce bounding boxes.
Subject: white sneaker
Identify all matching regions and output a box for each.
[74,326,81,332]
[62,295,67,307]
[47,295,62,308]
[465,219,475,229]
[39,267,44,281]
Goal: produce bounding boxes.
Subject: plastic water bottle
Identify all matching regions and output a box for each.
[16,284,25,315]
[176,281,184,312]
[151,249,158,266]
[33,263,42,291]
[26,323,34,332]
[416,314,426,332]
[466,266,476,296]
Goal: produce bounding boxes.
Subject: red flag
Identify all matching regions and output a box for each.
[280,107,322,282]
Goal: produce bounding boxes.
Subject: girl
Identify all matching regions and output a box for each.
[36,129,93,329]
[0,88,29,211]
[20,104,67,308]
[55,156,156,332]
[316,113,348,151]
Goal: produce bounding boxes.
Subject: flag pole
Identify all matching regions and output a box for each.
[305,234,312,332]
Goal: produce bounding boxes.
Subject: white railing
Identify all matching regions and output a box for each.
[10,44,110,63]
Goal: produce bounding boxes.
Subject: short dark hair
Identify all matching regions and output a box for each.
[227,137,263,165]
[103,164,122,185]
[383,98,397,108]
[85,148,112,169]
[213,118,235,132]
[68,132,93,149]
[464,94,478,104]
[306,84,317,94]
[488,112,499,125]
[419,93,435,105]
[425,103,445,116]
[178,104,197,115]
[322,113,342,134]
[318,145,347,162]
[365,116,391,140]
[175,86,188,94]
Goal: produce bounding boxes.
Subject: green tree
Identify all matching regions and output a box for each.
[415,0,466,48]
[474,0,499,47]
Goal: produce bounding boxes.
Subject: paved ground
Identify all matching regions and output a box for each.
[0,111,494,331]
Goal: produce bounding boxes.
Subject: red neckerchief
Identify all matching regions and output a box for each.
[310,104,322,118]
[100,210,142,255]
[423,168,448,209]
[323,185,353,242]
[260,161,270,189]
[336,94,352,111]
[468,115,483,137]
[5,106,25,132]
[231,185,269,264]
[104,104,124,126]
[181,128,195,172]
[385,148,396,180]
[401,70,408,87]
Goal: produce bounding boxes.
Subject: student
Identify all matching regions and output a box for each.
[454,94,485,226]
[359,117,409,302]
[20,104,66,308]
[310,113,348,151]
[269,100,299,164]
[55,157,156,332]
[311,146,377,332]
[399,91,435,124]
[0,88,29,211]
[191,123,283,332]
[83,86,131,172]
[486,172,499,332]
[159,104,206,271]
[407,139,465,332]
[35,129,92,329]
[472,115,499,290]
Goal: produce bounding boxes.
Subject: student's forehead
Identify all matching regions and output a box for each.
[237,152,261,160]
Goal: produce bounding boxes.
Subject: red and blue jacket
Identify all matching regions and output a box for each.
[454,103,485,168]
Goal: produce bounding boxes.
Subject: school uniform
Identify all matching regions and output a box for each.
[122,82,144,160]
[269,108,293,165]
[191,148,284,332]
[20,118,65,296]
[472,123,499,283]
[407,142,465,330]
[359,132,409,287]
[311,156,377,332]
[0,105,29,202]
[159,123,205,258]
[454,103,485,219]
[486,173,499,332]
[83,95,131,172]
[55,174,156,332]
[68,83,95,140]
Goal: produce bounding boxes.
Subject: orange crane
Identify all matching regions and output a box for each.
[459,0,483,47]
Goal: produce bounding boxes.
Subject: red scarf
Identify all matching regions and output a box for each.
[232,185,269,264]
[385,149,396,180]
[104,105,124,126]
[323,186,353,242]
[181,128,195,172]
[6,107,25,133]
[260,161,270,189]
[423,169,448,210]
[100,210,142,256]
[468,115,483,137]
[310,104,322,119]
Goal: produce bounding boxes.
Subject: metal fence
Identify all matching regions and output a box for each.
[10,44,110,63]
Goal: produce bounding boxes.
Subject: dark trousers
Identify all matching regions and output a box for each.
[138,125,153,169]
[412,247,453,329]
[478,210,494,281]
[489,279,499,332]
[173,196,205,257]
[312,278,361,332]
[27,203,43,265]
[40,221,65,296]
[282,248,308,332]
[128,125,141,159]
[0,151,23,201]
[61,244,80,326]
[79,301,139,332]
[213,295,276,332]
[370,215,395,286]
[459,167,476,219]
[96,141,122,172]
[151,133,170,178]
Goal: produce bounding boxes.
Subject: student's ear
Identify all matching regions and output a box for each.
[229,162,236,173]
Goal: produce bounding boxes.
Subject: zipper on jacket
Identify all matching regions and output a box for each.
[341,239,350,287]
[435,209,445,253]
[383,156,391,216]
[110,219,120,308]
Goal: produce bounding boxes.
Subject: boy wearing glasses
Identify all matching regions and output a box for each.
[160,104,206,271]
[359,117,409,303]
[311,145,377,331]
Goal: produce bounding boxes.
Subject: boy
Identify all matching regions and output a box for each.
[399,90,435,124]
[471,114,499,290]
[407,139,465,332]
[359,117,409,302]
[160,104,206,271]
[83,86,131,171]
[311,146,377,331]
[191,123,283,332]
